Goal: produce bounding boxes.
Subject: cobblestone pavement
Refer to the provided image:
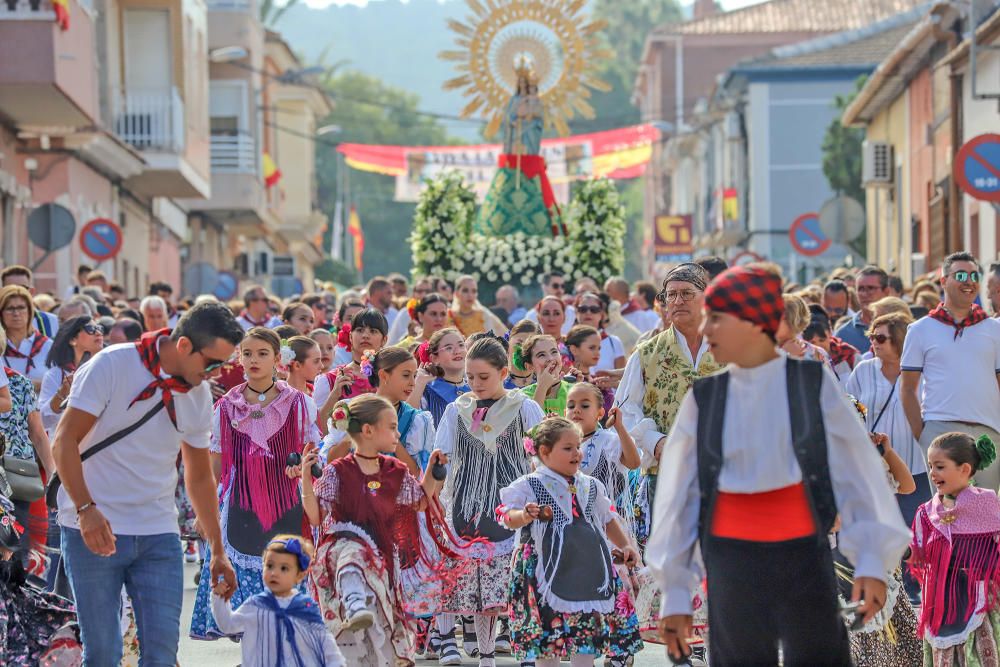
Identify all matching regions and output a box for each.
[177,562,670,666]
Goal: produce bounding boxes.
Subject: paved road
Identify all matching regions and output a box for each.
[177,562,670,666]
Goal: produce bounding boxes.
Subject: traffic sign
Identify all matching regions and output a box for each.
[183,262,218,297]
[731,250,765,267]
[818,195,865,243]
[789,213,831,257]
[955,134,1000,202]
[27,203,76,252]
[79,218,123,261]
[213,271,239,301]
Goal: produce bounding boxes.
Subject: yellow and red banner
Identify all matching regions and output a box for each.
[347,206,364,273]
[53,0,69,30]
[338,123,661,203]
[263,153,282,188]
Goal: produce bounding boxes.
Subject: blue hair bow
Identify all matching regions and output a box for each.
[270,537,310,572]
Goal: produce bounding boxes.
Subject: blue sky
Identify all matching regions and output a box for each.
[301,0,766,11]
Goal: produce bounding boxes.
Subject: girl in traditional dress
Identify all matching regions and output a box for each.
[910,432,1000,665]
[283,302,316,336]
[564,326,615,413]
[409,328,469,426]
[303,395,452,666]
[331,299,366,368]
[211,535,344,667]
[520,334,573,416]
[449,276,507,338]
[498,417,643,666]
[315,308,386,436]
[285,336,324,397]
[398,293,450,350]
[572,293,626,373]
[190,327,315,640]
[321,347,432,473]
[434,336,545,667]
[506,320,541,390]
[310,328,337,374]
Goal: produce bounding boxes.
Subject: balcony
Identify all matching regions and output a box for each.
[206,0,260,52]
[113,87,210,199]
[0,0,99,127]
[211,133,255,173]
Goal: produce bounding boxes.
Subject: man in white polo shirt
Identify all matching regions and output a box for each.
[52,302,245,665]
[901,251,1000,490]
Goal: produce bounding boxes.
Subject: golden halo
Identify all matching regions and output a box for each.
[439,0,612,138]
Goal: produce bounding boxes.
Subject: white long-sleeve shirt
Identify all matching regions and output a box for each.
[646,354,911,617]
[211,593,344,667]
[38,365,65,435]
[616,329,710,468]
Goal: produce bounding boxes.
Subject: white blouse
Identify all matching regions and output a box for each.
[2,333,53,385]
[592,334,625,373]
[321,407,435,468]
[37,365,66,435]
[646,354,911,617]
[845,358,927,476]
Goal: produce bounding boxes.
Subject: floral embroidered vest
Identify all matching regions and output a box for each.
[638,326,722,435]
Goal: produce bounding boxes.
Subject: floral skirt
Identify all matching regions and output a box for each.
[508,541,643,660]
[174,462,197,538]
[310,528,413,667]
[924,609,1000,667]
[438,549,512,615]
[0,573,77,665]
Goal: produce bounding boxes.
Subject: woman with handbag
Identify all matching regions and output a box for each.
[0,360,54,573]
[38,316,104,436]
[0,286,52,392]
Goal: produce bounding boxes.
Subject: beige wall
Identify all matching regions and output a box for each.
[864,91,911,281]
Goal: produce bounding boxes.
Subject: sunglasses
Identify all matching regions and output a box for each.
[202,359,226,373]
[577,305,603,314]
[868,333,890,344]
[82,323,104,335]
[950,270,981,283]
[549,283,565,291]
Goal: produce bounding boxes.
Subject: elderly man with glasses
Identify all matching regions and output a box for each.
[900,251,1000,491]
[835,265,890,353]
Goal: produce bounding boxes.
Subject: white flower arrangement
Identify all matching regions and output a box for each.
[564,177,627,284]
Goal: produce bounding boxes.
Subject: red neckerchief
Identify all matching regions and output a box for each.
[128,329,192,429]
[4,367,18,380]
[239,310,271,328]
[929,303,989,340]
[3,334,49,374]
[620,299,640,316]
[828,336,858,369]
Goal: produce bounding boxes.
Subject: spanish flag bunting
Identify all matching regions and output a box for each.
[53,0,69,30]
[347,205,364,273]
[262,152,282,188]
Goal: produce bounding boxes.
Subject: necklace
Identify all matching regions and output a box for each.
[355,454,382,495]
[355,452,380,460]
[247,380,276,403]
[562,473,577,495]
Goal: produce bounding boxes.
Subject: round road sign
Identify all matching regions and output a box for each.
[213,271,239,301]
[79,218,123,262]
[27,203,76,252]
[954,133,1000,202]
[789,213,831,257]
[818,195,865,243]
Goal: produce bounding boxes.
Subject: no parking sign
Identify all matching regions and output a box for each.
[79,218,123,262]
[788,213,831,257]
[955,134,1000,202]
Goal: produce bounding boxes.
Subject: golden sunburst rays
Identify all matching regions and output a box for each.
[439,0,610,138]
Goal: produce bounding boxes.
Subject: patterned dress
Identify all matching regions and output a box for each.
[499,469,643,660]
[0,560,77,665]
[190,383,314,639]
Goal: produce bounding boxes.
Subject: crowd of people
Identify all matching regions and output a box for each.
[0,252,999,667]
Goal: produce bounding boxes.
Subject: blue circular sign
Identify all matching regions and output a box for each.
[955,134,1000,202]
[213,271,239,301]
[79,218,123,261]
[789,213,831,257]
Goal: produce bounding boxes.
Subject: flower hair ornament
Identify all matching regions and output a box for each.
[337,323,352,352]
[847,394,868,423]
[406,297,420,321]
[523,424,540,456]
[331,403,352,432]
[277,341,296,372]
[416,340,432,365]
[976,434,997,471]
[268,537,310,571]
[512,343,527,372]
[359,349,376,377]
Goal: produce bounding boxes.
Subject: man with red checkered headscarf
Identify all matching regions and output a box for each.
[646,265,910,667]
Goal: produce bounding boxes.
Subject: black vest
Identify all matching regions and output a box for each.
[692,357,838,548]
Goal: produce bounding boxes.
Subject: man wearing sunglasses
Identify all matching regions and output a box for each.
[236,285,282,331]
[52,302,245,665]
[901,251,1000,491]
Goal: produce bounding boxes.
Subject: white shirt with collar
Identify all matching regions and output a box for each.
[646,354,911,617]
[2,332,53,385]
[236,314,283,331]
[57,341,214,535]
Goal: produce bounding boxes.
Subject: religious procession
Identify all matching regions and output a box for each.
[1,0,1000,665]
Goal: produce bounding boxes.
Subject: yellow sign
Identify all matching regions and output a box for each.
[654,215,693,258]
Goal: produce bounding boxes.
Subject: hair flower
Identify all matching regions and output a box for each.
[523,436,537,456]
[278,342,296,371]
[360,349,376,377]
[977,434,997,471]
[406,297,420,320]
[337,323,353,351]
[331,405,351,432]
[416,340,432,365]
[512,343,526,372]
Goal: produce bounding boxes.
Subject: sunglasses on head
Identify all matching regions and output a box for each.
[577,305,602,314]
[950,270,981,283]
[82,323,104,335]
[868,333,890,344]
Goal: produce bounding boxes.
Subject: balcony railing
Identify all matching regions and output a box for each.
[210,132,256,173]
[1,0,56,20]
[206,0,250,10]
[112,87,185,153]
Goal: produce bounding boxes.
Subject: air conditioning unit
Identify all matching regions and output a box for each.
[862,141,893,187]
[911,253,927,278]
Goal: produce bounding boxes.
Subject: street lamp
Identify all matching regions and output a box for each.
[316,125,341,136]
[209,46,249,63]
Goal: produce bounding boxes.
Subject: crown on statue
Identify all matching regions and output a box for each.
[513,56,540,86]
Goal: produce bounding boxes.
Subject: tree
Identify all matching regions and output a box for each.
[821,75,868,207]
[260,0,298,27]
[314,71,457,280]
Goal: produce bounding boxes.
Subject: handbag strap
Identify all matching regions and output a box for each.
[869,380,897,433]
[79,401,166,463]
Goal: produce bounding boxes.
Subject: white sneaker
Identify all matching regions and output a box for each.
[342,594,374,632]
[439,631,463,666]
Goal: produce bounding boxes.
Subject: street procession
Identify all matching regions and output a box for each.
[1,0,1000,665]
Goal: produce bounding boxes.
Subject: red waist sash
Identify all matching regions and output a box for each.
[710,482,816,542]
